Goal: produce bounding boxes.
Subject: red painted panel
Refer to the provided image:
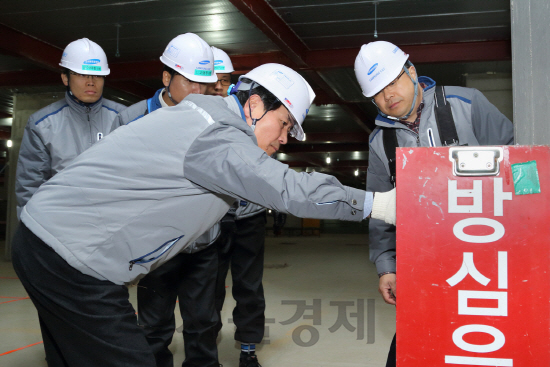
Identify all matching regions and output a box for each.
[397,146,550,366]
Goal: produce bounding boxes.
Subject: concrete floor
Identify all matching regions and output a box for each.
[0,234,395,366]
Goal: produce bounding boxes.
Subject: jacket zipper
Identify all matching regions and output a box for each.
[86,106,93,145]
[128,235,184,271]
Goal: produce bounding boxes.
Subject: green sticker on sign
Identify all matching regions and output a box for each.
[194,69,212,76]
[214,66,226,71]
[511,160,541,195]
[82,65,102,71]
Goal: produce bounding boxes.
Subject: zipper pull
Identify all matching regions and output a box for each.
[86,106,91,121]
[129,261,135,271]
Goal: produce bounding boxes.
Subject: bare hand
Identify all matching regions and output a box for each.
[379,273,396,305]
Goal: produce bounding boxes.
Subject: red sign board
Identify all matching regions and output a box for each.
[396,146,550,366]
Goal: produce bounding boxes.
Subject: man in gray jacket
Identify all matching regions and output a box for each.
[111,33,223,367]
[354,41,514,367]
[15,38,125,218]
[204,46,268,367]
[12,63,395,367]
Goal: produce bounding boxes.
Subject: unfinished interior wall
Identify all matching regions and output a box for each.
[4,92,64,260]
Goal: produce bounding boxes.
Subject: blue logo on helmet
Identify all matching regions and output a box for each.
[214,60,223,65]
[83,59,100,65]
[199,60,210,65]
[367,63,378,75]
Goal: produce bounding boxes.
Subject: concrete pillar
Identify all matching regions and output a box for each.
[511,0,550,145]
[4,92,64,260]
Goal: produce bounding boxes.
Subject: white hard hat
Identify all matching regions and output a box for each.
[59,38,110,76]
[238,63,315,141]
[354,41,409,97]
[211,46,234,73]
[160,33,217,83]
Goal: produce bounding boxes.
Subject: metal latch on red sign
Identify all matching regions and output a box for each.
[449,147,504,177]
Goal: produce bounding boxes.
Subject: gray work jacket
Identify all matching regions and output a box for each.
[110,89,221,253]
[367,76,514,274]
[15,92,125,217]
[22,94,366,285]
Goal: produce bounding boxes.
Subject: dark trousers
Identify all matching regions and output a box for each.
[137,242,219,367]
[386,333,396,367]
[215,212,266,343]
[11,223,156,367]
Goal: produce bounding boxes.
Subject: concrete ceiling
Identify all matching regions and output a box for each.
[0,0,512,186]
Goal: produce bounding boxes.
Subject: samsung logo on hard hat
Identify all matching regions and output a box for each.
[214,60,223,65]
[199,60,210,65]
[368,63,378,75]
[83,59,101,65]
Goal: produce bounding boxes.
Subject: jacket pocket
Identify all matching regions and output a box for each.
[128,235,184,271]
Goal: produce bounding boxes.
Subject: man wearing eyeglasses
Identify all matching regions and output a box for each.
[354,41,514,367]
[111,33,226,367]
[205,46,234,97]
[15,38,125,218]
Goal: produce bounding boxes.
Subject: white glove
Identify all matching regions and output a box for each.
[371,188,396,226]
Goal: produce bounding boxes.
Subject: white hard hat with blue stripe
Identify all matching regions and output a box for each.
[59,38,110,76]
[160,33,217,83]
[236,63,315,141]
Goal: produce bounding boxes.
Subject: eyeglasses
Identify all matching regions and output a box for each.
[215,78,232,86]
[372,70,406,99]
[69,72,104,80]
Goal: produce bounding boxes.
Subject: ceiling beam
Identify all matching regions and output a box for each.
[0,23,61,71]
[0,35,510,91]
[306,40,511,69]
[227,0,307,67]
[108,52,296,80]
[109,60,161,81]
[108,40,511,79]
[231,52,295,74]
[0,69,155,99]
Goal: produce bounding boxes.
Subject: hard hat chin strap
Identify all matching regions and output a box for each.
[247,82,270,129]
[373,65,419,122]
[66,85,100,108]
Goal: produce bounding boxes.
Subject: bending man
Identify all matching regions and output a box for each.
[13,63,395,367]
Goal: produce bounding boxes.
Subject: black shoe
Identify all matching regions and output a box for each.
[239,354,262,367]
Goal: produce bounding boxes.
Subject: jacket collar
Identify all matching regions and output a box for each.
[224,94,247,122]
[65,91,103,116]
[374,76,436,128]
[419,76,436,112]
[147,88,165,114]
